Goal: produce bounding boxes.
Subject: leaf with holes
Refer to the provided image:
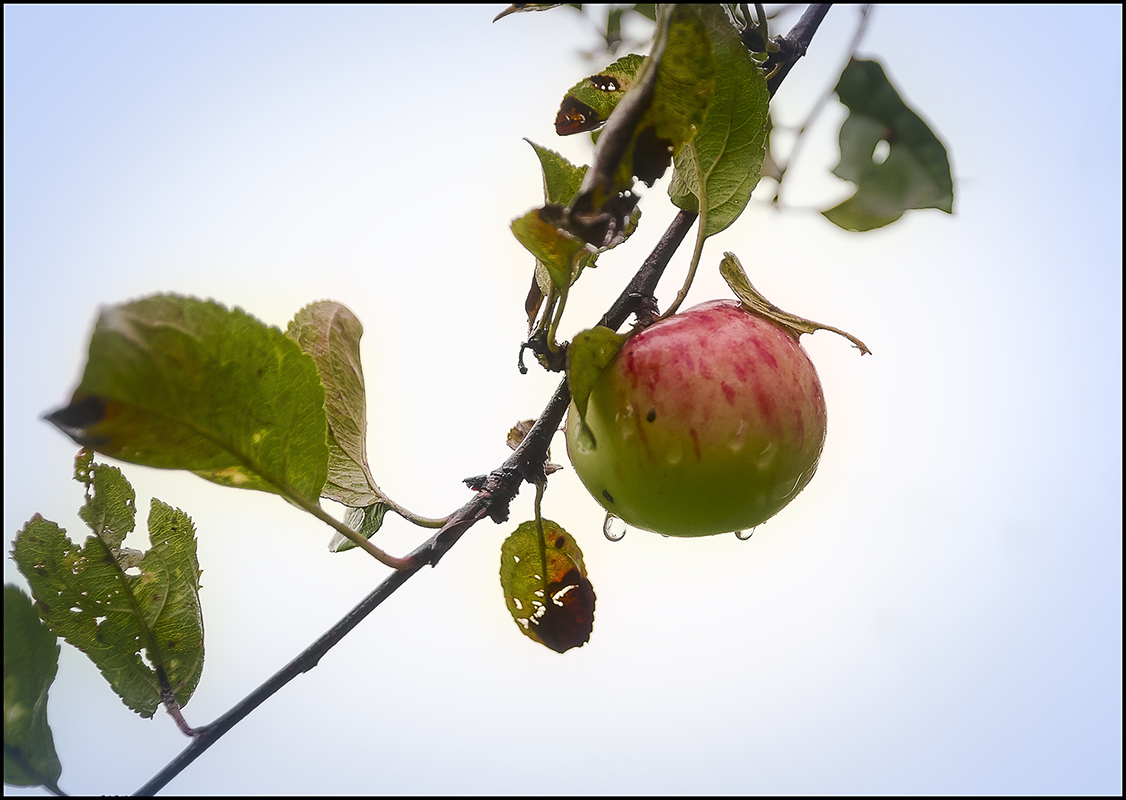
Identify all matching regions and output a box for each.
[11,450,204,718]
[823,58,954,231]
[555,53,647,135]
[500,520,595,653]
[44,293,329,503]
[4,585,62,790]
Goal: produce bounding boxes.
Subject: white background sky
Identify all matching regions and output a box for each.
[4,5,1121,795]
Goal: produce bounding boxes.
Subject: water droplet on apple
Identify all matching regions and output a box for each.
[727,420,748,453]
[772,472,804,500]
[617,403,637,440]
[754,440,778,470]
[603,513,626,541]
[734,528,756,541]
[667,439,684,464]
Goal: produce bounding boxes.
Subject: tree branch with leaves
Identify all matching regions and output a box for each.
[4,4,953,795]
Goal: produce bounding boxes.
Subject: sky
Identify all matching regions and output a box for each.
[4,4,1122,795]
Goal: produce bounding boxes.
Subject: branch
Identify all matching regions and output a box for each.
[765,3,832,96]
[133,7,832,794]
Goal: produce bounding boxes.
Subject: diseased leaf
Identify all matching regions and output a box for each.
[285,301,379,508]
[11,451,205,718]
[328,502,389,554]
[500,520,595,653]
[507,419,537,451]
[720,251,871,354]
[3,585,62,790]
[567,326,627,444]
[555,54,647,135]
[823,58,954,232]
[44,294,329,502]
[669,4,768,236]
[567,4,714,247]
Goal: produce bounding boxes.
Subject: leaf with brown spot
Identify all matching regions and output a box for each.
[500,520,595,653]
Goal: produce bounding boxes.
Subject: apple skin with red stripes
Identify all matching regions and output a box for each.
[566,299,827,537]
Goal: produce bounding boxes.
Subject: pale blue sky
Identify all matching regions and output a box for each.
[5,5,1121,795]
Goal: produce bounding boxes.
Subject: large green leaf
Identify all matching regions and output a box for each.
[669,4,768,236]
[3,585,62,790]
[45,294,329,502]
[500,519,595,653]
[11,451,204,718]
[823,58,954,231]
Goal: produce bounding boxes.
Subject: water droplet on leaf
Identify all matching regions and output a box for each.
[735,528,756,541]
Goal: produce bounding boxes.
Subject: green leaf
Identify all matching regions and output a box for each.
[511,208,590,293]
[527,139,588,206]
[823,58,954,232]
[11,451,205,718]
[518,142,642,326]
[328,502,389,554]
[555,54,647,135]
[669,4,768,236]
[285,301,380,508]
[4,585,62,790]
[45,294,329,502]
[500,519,595,653]
[566,326,627,446]
[567,4,714,246]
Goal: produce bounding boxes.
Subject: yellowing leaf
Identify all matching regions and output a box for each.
[286,301,380,508]
[500,520,595,653]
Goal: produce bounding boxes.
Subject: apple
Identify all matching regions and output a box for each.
[565,299,827,537]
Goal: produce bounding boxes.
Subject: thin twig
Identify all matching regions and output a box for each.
[775,4,872,208]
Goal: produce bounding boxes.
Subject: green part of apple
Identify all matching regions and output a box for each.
[566,299,827,537]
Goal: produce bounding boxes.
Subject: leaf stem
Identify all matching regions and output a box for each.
[284,488,416,570]
[659,142,709,320]
[371,491,450,529]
